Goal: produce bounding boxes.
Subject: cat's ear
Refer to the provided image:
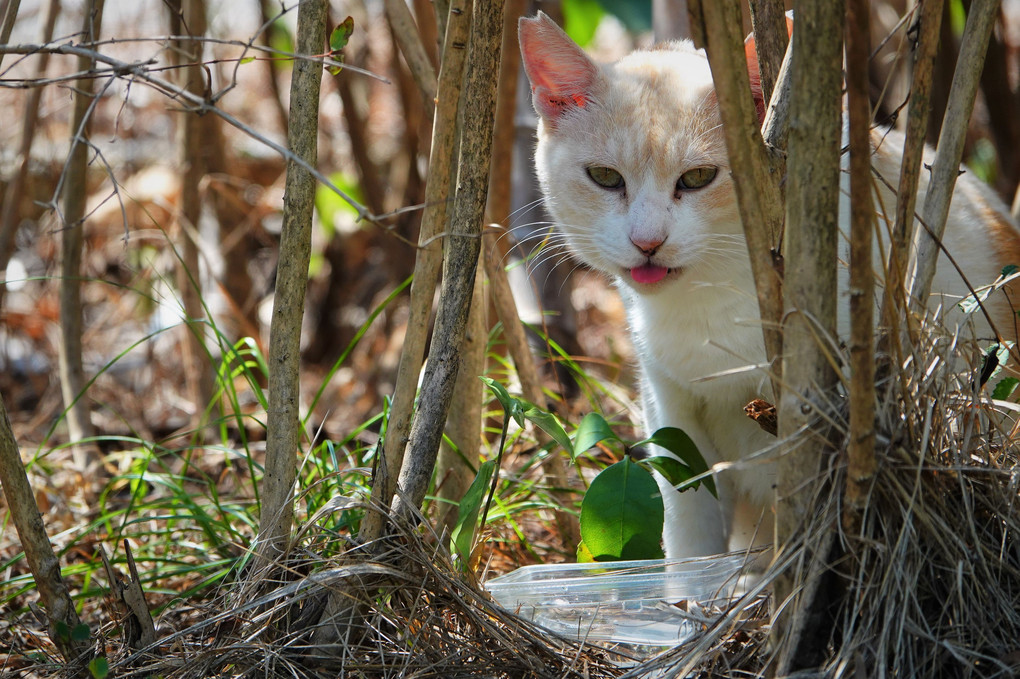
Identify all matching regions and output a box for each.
[744,12,794,123]
[519,12,598,125]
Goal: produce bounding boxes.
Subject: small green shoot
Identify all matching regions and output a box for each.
[451,460,495,566]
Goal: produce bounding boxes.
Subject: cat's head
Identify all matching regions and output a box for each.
[519,13,765,293]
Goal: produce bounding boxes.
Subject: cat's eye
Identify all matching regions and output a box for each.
[676,167,717,191]
[587,166,625,190]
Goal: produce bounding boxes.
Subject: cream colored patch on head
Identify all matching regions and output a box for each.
[598,45,726,186]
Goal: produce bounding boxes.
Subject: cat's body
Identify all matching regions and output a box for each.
[519,13,1020,558]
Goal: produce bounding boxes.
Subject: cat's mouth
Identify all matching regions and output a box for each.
[629,263,676,286]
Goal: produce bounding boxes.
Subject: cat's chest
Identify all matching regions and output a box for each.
[622,280,767,387]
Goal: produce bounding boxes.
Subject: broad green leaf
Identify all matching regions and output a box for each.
[572,412,619,457]
[644,455,695,489]
[88,657,110,679]
[330,17,355,52]
[1002,264,1019,277]
[451,460,495,564]
[992,377,1019,400]
[71,622,91,642]
[576,540,595,563]
[563,0,604,47]
[640,427,716,497]
[580,457,664,561]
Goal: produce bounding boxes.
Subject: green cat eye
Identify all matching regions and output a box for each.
[677,167,717,191]
[587,166,625,189]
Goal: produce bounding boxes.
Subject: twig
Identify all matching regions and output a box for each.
[773,0,845,671]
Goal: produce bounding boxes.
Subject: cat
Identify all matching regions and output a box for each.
[518,12,1020,559]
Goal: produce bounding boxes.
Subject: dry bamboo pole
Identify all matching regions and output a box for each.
[0,394,91,664]
[907,0,1001,311]
[57,0,104,470]
[843,0,877,530]
[254,0,326,564]
[773,0,845,671]
[880,0,944,346]
[391,0,506,519]
[359,0,472,544]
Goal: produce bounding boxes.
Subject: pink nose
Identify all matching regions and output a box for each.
[631,237,664,257]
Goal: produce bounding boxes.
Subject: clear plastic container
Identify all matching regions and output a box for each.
[484,554,747,646]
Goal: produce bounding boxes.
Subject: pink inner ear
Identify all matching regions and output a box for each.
[519,15,598,122]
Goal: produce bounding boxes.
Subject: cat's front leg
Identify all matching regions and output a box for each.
[641,378,732,558]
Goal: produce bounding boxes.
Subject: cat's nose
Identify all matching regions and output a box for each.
[631,237,664,257]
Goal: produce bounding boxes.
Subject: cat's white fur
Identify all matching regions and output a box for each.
[519,12,1020,558]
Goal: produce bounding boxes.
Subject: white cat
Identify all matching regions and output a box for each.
[518,12,1020,558]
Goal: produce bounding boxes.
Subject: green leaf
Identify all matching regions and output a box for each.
[572,412,619,458]
[576,540,596,562]
[992,377,1019,400]
[640,427,716,497]
[71,622,91,643]
[562,0,605,47]
[580,457,664,561]
[480,376,523,425]
[481,377,572,454]
[644,455,695,488]
[239,56,255,65]
[451,460,495,564]
[1002,264,1019,278]
[88,657,110,679]
[54,619,71,641]
[330,17,355,52]
[521,404,573,455]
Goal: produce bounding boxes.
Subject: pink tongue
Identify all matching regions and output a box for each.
[631,264,669,284]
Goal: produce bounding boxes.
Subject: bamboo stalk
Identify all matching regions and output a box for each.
[255,0,326,563]
[359,0,473,544]
[843,0,877,530]
[392,0,506,519]
[907,0,1001,311]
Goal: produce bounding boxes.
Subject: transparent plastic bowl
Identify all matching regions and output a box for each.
[485,554,747,645]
